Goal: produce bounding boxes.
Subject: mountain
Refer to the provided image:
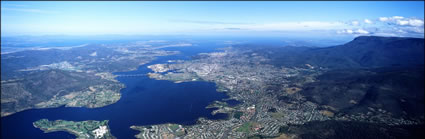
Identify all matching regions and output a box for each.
[258,36,424,125]
[279,120,424,139]
[299,66,424,120]
[255,36,424,69]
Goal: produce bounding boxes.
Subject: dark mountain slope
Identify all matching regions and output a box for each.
[299,66,424,121]
[256,36,424,69]
[279,120,424,139]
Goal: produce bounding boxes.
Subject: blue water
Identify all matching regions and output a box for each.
[1,44,230,139]
[225,99,242,107]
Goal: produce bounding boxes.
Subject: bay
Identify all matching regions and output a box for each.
[1,43,230,139]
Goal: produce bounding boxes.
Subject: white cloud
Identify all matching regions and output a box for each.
[379,16,403,22]
[379,17,389,22]
[395,19,424,26]
[215,21,346,31]
[392,16,404,20]
[337,29,356,34]
[400,26,425,34]
[337,28,369,35]
[355,29,369,34]
[3,4,28,7]
[364,19,373,24]
[212,16,422,38]
[338,29,354,34]
[351,21,360,26]
[1,7,57,14]
[407,19,424,26]
[378,16,405,22]
[412,27,424,33]
[397,20,410,26]
[397,29,407,33]
[377,16,424,27]
[346,16,423,37]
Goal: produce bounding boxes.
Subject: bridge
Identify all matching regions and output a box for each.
[115,74,147,77]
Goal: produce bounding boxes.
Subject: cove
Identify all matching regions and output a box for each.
[1,44,230,139]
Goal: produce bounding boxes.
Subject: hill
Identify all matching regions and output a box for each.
[254,36,424,69]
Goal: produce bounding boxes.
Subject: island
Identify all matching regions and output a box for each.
[33,119,116,139]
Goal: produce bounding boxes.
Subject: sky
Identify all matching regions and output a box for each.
[1,1,424,38]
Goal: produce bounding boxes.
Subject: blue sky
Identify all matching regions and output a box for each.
[1,1,424,37]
